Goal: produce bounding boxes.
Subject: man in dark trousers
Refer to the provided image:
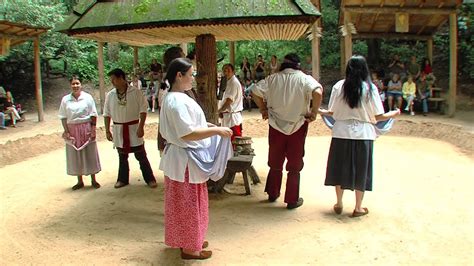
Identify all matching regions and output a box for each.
[104,68,157,189]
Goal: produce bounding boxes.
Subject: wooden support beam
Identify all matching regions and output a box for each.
[427,38,433,65]
[311,22,320,81]
[97,42,105,114]
[343,6,456,15]
[343,12,353,66]
[353,33,431,40]
[447,12,457,117]
[340,38,345,77]
[229,41,235,66]
[33,37,44,122]
[133,46,138,68]
[369,13,380,31]
[180,43,187,56]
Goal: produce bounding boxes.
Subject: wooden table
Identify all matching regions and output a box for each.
[211,154,260,195]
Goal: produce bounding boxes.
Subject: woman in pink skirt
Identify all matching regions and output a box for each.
[159,58,233,260]
[59,76,101,190]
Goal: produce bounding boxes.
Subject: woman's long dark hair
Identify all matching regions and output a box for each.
[164,58,193,90]
[343,55,370,108]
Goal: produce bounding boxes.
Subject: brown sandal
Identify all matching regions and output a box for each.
[351,208,369,218]
[181,250,212,260]
[333,204,343,214]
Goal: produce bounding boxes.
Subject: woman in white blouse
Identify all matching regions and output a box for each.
[59,76,101,190]
[319,56,399,217]
[159,58,232,260]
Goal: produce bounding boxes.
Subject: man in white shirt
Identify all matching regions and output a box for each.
[251,53,323,210]
[218,64,244,141]
[104,68,157,189]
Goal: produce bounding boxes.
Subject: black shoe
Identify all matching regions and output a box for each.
[268,195,279,202]
[287,198,304,209]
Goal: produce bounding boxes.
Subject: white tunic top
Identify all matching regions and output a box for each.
[252,68,322,135]
[221,75,243,128]
[328,80,385,140]
[58,91,97,124]
[159,91,212,183]
[103,86,148,148]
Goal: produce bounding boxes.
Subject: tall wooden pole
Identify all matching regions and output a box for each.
[133,46,139,67]
[343,12,353,67]
[340,38,345,77]
[33,37,44,122]
[311,22,321,81]
[447,13,457,117]
[427,38,433,66]
[195,34,218,124]
[229,41,235,66]
[98,42,105,114]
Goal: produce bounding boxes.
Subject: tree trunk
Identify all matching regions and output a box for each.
[195,34,218,124]
[107,43,119,62]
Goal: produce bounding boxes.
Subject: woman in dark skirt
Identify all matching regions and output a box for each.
[319,55,400,217]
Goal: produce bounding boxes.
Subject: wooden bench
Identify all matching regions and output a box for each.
[427,87,446,113]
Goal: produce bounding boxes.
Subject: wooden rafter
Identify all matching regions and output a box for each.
[419,0,426,8]
[400,0,406,8]
[343,6,456,15]
[417,15,437,35]
[369,13,380,31]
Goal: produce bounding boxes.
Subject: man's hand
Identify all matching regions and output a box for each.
[137,126,145,138]
[106,131,113,141]
[304,111,317,123]
[260,108,268,120]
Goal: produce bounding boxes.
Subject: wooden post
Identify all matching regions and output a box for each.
[133,46,138,67]
[195,34,218,124]
[343,12,353,67]
[311,22,321,81]
[33,37,44,122]
[229,41,235,66]
[427,38,433,66]
[98,42,106,114]
[340,38,345,77]
[447,13,457,117]
[180,43,187,56]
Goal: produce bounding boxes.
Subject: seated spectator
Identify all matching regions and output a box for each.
[421,58,437,87]
[243,78,254,111]
[388,54,406,81]
[268,55,280,75]
[146,82,157,112]
[407,56,421,81]
[0,111,6,130]
[371,71,385,104]
[417,73,431,116]
[386,73,403,111]
[402,75,417,115]
[1,90,23,127]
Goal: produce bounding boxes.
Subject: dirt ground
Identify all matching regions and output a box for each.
[0,110,473,265]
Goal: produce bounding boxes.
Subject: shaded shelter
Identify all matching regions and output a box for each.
[0,20,49,121]
[338,0,462,117]
[56,0,321,123]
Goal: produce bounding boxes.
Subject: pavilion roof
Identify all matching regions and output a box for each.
[339,0,462,40]
[56,0,321,46]
[0,20,49,55]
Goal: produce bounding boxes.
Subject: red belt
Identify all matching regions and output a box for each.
[114,120,139,153]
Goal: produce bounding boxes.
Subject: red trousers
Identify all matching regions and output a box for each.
[264,122,308,204]
[230,124,242,142]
